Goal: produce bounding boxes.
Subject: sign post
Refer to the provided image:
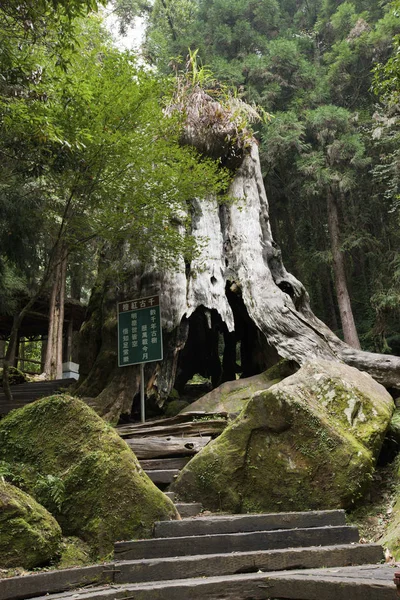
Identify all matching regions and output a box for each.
[117,295,163,423]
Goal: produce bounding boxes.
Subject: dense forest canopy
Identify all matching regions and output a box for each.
[110,0,400,353]
[1,0,400,392]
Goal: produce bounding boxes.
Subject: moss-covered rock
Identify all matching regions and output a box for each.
[180,361,298,417]
[57,536,93,569]
[172,360,394,513]
[165,400,190,417]
[0,395,179,558]
[0,480,62,569]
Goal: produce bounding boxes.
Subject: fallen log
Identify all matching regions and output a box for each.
[125,436,212,459]
[117,419,227,439]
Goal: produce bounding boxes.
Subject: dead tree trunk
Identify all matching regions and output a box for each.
[75,141,400,422]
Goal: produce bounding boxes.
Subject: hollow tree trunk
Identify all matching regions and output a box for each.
[326,189,361,349]
[76,143,400,422]
[44,244,67,380]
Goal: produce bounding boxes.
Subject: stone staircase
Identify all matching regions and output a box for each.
[1,407,397,598]
[3,509,398,600]
[0,378,75,416]
[139,456,203,517]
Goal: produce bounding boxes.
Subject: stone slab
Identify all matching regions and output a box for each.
[174,502,202,518]
[144,469,180,484]
[113,543,384,584]
[28,565,399,599]
[0,564,113,600]
[114,525,359,560]
[140,458,190,470]
[0,543,382,599]
[164,491,175,500]
[154,509,346,538]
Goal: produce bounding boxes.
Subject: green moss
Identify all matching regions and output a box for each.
[0,395,178,558]
[263,359,298,382]
[57,537,93,569]
[181,365,291,417]
[173,361,393,514]
[0,481,62,569]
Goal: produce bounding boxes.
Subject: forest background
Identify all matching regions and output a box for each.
[1,0,400,381]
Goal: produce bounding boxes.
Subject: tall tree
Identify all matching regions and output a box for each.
[0,10,228,389]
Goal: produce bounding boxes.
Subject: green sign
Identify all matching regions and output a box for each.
[118,295,163,367]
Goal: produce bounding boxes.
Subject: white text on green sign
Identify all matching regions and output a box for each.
[118,295,163,366]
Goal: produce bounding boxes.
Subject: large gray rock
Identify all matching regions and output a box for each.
[0,480,62,569]
[172,360,394,513]
[180,361,297,417]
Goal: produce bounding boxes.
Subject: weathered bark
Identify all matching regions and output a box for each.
[327,189,361,349]
[44,245,68,380]
[124,436,212,459]
[76,142,400,421]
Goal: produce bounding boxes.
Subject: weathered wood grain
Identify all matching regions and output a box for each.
[119,420,227,439]
[153,510,346,538]
[114,525,359,560]
[125,436,211,458]
[28,566,399,600]
[140,457,190,470]
[144,469,180,484]
[113,544,384,584]
[0,564,113,600]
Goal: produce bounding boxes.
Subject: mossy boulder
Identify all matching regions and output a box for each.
[172,360,394,513]
[180,361,298,417]
[0,395,179,558]
[0,480,62,569]
[57,536,93,569]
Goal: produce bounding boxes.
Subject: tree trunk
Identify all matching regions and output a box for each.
[76,143,400,422]
[0,340,5,367]
[2,301,37,403]
[326,189,361,349]
[44,245,68,380]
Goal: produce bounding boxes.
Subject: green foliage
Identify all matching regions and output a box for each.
[0,3,232,334]
[1,0,400,354]
[34,474,66,513]
[373,1,400,105]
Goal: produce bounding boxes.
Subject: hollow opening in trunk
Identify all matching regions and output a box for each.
[175,285,281,396]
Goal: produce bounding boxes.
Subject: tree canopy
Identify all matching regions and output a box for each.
[124,0,400,352]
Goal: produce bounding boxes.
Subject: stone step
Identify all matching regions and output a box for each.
[29,565,398,600]
[175,502,202,518]
[1,544,382,600]
[112,543,384,585]
[154,509,346,538]
[164,491,175,501]
[114,525,359,560]
[140,457,190,470]
[144,469,180,484]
